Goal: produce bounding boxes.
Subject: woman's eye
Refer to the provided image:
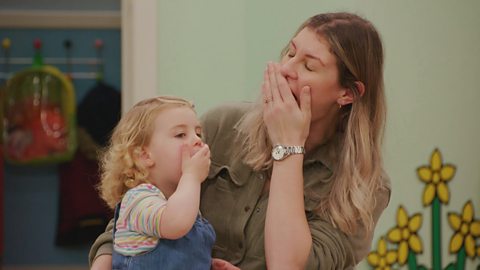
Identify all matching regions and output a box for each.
[286,48,295,58]
[175,133,186,138]
[196,133,202,138]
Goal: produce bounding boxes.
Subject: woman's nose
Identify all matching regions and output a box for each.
[280,60,297,80]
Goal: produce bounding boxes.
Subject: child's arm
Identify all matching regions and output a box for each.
[160,144,210,239]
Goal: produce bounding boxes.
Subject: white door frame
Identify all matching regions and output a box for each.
[121,0,158,113]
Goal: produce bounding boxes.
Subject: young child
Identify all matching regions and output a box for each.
[98,96,215,269]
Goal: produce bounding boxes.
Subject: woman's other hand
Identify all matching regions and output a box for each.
[211,258,241,270]
[90,254,112,270]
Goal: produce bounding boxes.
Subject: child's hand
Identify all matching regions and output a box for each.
[181,144,211,182]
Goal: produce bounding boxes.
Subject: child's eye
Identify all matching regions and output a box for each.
[196,133,202,138]
[175,133,186,138]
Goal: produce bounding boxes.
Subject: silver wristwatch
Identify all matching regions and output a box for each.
[271,145,305,161]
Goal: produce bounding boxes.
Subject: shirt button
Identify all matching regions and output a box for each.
[256,207,261,213]
[258,174,264,180]
[244,206,250,212]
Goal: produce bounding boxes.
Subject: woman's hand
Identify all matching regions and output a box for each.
[211,258,241,270]
[90,254,112,270]
[262,62,311,147]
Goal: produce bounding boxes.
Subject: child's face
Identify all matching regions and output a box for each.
[143,106,203,187]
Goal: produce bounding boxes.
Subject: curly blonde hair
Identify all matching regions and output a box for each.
[98,96,194,209]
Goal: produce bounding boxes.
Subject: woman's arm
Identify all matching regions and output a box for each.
[304,186,391,268]
[88,218,114,266]
[265,156,312,269]
[90,254,112,270]
[263,62,312,269]
[266,185,390,269]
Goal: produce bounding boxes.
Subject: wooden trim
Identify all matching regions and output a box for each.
[0,10,120,29]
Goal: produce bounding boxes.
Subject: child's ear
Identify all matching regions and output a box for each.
[337,81,365,107]
[138,147,155,167]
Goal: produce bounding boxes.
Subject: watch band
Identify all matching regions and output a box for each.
[285,146,306,155]
[272,144,305,161]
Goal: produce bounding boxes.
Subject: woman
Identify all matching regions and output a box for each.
[90,12,391,269]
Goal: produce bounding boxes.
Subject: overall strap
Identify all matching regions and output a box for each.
[112,202,121,237]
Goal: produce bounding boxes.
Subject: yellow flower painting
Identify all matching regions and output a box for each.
[417,149,456,206]
[367,237,397,270]
[367,148,479,270]
[387,206,423,265]
[448,201,480,258]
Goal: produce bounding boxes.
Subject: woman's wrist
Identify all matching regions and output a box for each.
[271,145,305,162]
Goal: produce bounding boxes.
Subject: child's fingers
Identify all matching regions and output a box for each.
[181,144,190,163]
[199,144,210,157]
[191,144,210,159]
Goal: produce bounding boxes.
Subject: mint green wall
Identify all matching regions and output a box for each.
[157,1,247,111]
[157,1,480,268]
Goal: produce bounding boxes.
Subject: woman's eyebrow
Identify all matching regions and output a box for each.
[291,40,326,66]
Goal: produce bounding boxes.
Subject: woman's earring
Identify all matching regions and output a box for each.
[338,103,342,109]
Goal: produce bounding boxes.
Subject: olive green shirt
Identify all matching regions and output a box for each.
[89,102,391,269]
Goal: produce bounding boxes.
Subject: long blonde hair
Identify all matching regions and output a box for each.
[99,96,194,209]
[237,12,387,235]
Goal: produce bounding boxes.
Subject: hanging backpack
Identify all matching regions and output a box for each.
[2,40,76,164]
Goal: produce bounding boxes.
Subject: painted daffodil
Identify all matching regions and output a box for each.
[448,201,480,258]
[367,237,397,270]
[417,148,456,206]
[387,206,423,265]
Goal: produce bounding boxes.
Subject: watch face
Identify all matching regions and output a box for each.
[272,145,286,160]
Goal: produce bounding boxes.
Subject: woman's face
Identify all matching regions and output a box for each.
[280,27,346,122]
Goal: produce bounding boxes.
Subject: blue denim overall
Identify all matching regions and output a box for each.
[112,204,216,270]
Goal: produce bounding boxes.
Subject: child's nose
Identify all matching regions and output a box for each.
[190,135,203,155]
[192,134,203,149]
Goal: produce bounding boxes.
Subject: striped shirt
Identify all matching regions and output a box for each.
[114,183,167,256]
